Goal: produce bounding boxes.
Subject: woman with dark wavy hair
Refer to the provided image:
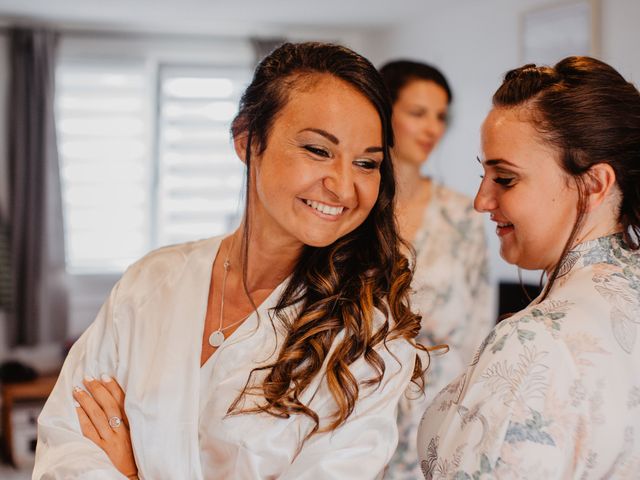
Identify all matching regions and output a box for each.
[418,56,640,478]
[34,42,424,479]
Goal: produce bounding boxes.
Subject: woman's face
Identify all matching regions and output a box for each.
[246,74,383,249]
[475,107,579,272]
[391,79,448,167]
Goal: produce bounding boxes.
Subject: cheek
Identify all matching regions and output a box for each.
[394,116,417,140]
[510,189,576,244]
[358,175,381,213]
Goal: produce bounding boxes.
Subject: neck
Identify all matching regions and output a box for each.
[544,214,623,277]
[226,223,302,294]
[393,156,429,203]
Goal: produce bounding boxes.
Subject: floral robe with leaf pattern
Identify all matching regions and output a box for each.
[387,183,493,479]
[417,233,640,479]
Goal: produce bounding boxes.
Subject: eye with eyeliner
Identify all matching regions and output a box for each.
[493,176,515,187]
[354,158,381,171]
[303,144,331,158]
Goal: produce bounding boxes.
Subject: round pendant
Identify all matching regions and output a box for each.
[209,330,225,348]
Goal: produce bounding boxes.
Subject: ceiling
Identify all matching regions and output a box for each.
[0,0,435,36]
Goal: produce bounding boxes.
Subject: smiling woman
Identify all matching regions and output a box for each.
[33,42,425,479]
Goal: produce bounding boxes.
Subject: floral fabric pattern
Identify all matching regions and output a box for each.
[417,233,640,479]
[387,183,494,479]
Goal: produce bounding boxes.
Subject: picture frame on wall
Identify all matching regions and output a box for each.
[521,0,600,65]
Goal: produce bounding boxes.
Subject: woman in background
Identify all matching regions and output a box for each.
[34,42,425,480]
[380,60,493,478]
[419,56,640,478]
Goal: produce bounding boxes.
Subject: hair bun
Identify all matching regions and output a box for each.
[503,64,558,83]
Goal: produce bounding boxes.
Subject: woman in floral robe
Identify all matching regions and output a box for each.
[379,60,493,479]
[418,57,640,478]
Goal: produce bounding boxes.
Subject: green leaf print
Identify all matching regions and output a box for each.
[504,410,555,446]
[453,472,472,480]
[480,454,492,473]
[451,454,493,480]
[490,334,508,354]
[517,329,536,344]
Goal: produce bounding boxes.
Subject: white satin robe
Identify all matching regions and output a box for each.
[33,236,416,479]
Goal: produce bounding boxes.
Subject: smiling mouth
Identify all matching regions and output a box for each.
[495,221,514,237]
[303,199,345,217]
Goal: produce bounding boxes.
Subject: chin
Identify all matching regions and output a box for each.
[303,239,334,248]
[499,246,522,268]
[411,154,428,166]
[299,232,342,248]
[502,249,545,271]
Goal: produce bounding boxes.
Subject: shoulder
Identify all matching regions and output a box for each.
[433,182,474,214]
[370,306,418,370]
[471,298,578,376]
[117,236,221,303]
[432,182,484,231]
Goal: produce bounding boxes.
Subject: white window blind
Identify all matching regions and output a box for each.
[56,54,251,273]
[156,65,247,247]
[56,61,152,273]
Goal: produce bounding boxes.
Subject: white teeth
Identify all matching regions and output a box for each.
[497,222,513,227]
[305,199,344,216]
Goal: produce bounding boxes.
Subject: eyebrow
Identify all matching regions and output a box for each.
[300,127,383,154]
[299,128,339,144]
[478,157,521,169]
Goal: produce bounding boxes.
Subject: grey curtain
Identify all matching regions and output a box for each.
[0,220,11,311]
[8,27,68,346]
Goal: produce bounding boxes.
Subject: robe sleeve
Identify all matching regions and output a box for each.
[280,336,417,480]
[418,313,585,479]
[33,280,128,479]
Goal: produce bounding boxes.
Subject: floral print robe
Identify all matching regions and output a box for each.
[387,183,494,479]
[417,233,640,479]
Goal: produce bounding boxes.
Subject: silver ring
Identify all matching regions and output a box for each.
[108,416,122,429]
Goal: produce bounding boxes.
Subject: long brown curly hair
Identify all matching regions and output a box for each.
[228,42,425,436]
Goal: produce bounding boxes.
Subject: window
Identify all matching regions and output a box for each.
[56,37,252,273]
[156,65,246,247]
[57,61,152,272]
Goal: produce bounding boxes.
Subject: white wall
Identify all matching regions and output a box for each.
[360,0,640,285]
[601,0,640,81]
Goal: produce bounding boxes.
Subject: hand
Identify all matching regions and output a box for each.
[73,375,138,479]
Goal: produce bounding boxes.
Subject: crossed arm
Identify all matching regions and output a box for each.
[73,376,138,479]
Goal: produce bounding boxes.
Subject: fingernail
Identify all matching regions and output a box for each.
[73,386,83,393]
[73,400,81,408]
[101,374,112,383]
[84,375,95,382]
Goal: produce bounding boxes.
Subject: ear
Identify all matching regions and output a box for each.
[584,162,618,212]
[233,132,250,164]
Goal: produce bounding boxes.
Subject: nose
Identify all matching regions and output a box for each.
[323,160,356,205]
[473,178,497,213]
